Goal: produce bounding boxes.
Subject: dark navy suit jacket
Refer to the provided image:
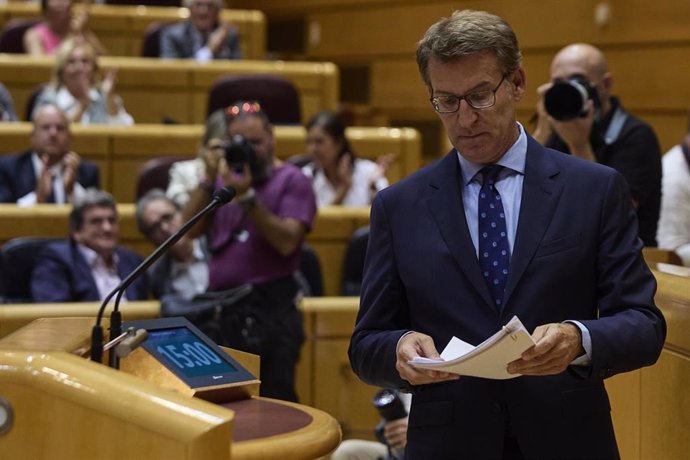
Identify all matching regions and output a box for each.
[0,150,100,203]
[31,240,148,302]
[349,135,665,459]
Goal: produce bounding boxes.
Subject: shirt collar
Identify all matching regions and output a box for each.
[457,122,528,186]
[31,152,63,176]
[77,242,118,270]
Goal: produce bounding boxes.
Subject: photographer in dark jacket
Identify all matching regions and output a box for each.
[533,43,661,246]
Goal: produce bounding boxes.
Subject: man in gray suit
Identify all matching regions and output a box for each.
[160,0,240,61]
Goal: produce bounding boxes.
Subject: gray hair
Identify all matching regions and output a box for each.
[416,10,522,88]
[135,188,179,235]
[69,189,117,233]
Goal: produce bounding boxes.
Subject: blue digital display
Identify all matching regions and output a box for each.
[147,327,238,378]
[124,317,257,390]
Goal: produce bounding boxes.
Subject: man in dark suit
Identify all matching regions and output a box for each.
[31,190,148,302]
[348,10,666,460]
[159,0,240,61]
[0,103,99,204]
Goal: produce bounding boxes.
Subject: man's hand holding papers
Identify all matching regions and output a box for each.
[408,316,536,380]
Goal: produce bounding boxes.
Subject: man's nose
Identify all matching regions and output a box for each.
[456,99,478,128]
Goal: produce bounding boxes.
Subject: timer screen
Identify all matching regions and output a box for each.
[147,327,238,378]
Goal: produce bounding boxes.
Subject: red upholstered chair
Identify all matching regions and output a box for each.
[105,0,181,5]
[0,18,39,54]
[207,74,302,125]
[140,22,170,57]
[136,155,193,200]
[1,237,61,303]
[24,84,47,122]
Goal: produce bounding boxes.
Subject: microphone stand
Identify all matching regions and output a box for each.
[90,187,236,366]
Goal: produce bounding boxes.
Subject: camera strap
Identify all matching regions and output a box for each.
[603,106,628,145]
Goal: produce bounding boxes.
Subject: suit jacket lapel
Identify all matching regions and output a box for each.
[503,138,563,307]
[426,152,496,308]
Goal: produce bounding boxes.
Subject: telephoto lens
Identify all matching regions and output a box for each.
[543,77,598,121]
[223,135,254,173]
[372,388,408,421]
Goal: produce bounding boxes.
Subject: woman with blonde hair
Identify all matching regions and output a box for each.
[32,37,132,125]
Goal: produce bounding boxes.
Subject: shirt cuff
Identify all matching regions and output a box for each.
[195,47,213,62]
[17,191,37,207]
[396,330,415,354]
[565,320,592,366]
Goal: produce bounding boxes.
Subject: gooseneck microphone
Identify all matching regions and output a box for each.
[90,186,236,365]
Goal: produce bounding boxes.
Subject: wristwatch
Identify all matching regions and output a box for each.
[236,187,257,212]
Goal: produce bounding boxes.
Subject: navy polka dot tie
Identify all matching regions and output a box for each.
[478,165,510,310]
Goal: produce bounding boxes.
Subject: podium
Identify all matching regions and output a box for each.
[0,317,341,460]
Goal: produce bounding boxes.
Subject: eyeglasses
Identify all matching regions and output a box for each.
[430,75,507,113]
[143,212,176,236]
[225,101,262,118]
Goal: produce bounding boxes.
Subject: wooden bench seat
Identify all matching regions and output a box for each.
[0,123,420,203]
[0,3,265,59]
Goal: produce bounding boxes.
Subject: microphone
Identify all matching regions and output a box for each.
[90,186,236,365]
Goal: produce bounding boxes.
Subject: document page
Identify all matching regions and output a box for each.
[408,316,536,380]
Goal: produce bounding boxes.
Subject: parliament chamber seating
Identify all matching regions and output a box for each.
[0,3,266,59]
[0,54,338,124]
[0,17,37,53]
[0,123,421,203]
[206,74,302,124]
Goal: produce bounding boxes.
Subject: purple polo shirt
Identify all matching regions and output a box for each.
[208,163,317,290]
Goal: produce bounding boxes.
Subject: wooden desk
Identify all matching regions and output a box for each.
[298,296,379,440]
[0,54,338,123]
[606,270,690,460]
[0,3,266,59]
[0,300,160,338]
[0,123,420,203]
[0,318,341,460]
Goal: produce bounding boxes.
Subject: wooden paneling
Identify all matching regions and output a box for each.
[233,0,690,158]
[0,3,266,59]
[0,123,419,204]
[0,55,338,124]
[606,270,690,460]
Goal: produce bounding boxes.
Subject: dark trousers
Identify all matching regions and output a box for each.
[218,275,304,402]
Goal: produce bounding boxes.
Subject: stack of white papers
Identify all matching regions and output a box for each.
[408,316,536,380]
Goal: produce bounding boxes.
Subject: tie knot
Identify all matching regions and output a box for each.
[479,165,503,185]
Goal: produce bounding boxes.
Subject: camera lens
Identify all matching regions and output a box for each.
[372,389,407,421]
[544,79,592,121]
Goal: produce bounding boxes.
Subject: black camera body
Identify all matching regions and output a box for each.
[373,388,408,422]
[544,77,600,121]
[223,134,256,173]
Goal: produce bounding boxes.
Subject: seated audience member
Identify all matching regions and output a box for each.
[167,108,228,206]
[183,100,317,402]
[0,82,18,121]
[533,43,661,246]
[136,189,209,299]
[0,103,99,204]
[332,390,410,460]
[301,111,393,207]
[657,129,690,266]
[160,0,240,61]
[24,0,106,56]
[31,190,148,302]
[33,37,133,125]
